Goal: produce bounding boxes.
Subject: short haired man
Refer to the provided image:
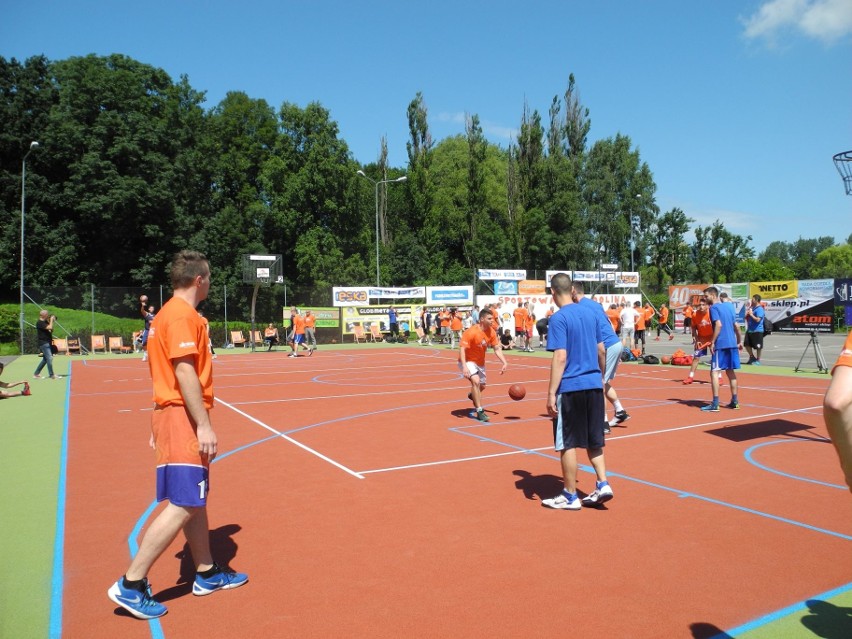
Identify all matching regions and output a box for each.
[108,250,247,620]
[700,286,742,411]
[543,273,612,510]
[743,294,765,365]
[458,308,507,423]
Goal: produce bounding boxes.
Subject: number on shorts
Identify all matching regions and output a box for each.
[197,478,208,500]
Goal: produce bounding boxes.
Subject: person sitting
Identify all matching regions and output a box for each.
[500,328,514,350]
[0,362,31,399]
[263,323,280,351]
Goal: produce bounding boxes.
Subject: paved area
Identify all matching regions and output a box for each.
[638,329,845,372]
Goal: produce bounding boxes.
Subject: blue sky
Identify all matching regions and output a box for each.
[3,0,850,252]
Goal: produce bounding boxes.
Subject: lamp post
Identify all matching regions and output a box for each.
[631,193,642,273]
[356,170,407,286]
[20,141,39,355]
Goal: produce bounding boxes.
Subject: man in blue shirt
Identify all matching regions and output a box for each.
[542,273,612,510]
[701,286,742,411]
[743,294,765,365]
[571,281,630,433]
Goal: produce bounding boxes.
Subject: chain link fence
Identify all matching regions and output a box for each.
[17,282,335,354]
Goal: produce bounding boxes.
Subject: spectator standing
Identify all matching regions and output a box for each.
[33,310,57,379]
[743,295,765,365]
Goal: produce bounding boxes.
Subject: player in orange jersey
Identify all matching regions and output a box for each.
[459,307,508,422]
[682,299,721,385]
[108,250,247,620]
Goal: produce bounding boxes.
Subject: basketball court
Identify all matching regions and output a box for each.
[43,344,851,638]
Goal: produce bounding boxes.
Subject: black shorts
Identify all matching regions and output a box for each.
[515,328,526,337]
[684,317,692,328]
[744,331,764,350]
[634,329,646,342]
[552,388,605,451]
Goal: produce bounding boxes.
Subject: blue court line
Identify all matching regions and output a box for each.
[123,434,279,639]
[711,581,852,638]
[449,427,852,542]
[744,440,847,490]
[48,368,72,638]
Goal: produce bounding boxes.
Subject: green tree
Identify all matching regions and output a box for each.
[647,208,694,287]
[731,257,795,282]
[692,221,755,283]
[811,244,852,278]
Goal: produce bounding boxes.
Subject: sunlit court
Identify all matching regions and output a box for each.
[50,345,852,638]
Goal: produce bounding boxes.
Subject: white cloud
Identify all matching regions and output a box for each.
[742,0,852,44]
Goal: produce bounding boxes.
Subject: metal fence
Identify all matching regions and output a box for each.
[18,283,334,353]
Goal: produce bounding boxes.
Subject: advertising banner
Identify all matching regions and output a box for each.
[494,281,518,295]
[333,287,425,306]
[614,272,640,288]
[518,280,546,295]
[478,269,526,280]
[426,286,474,305]
[749,280,798,299]
[476,293,641,330]
[834,278,852,305]
[545,270,571,287]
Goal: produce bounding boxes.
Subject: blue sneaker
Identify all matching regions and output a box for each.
[193,564,249,596]
[108,577,167,619]
[700,403,720,412]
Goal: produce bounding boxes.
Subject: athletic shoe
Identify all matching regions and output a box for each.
[654,337,660,341]
[700,404,720,412]
[107,577,167,619]
[288,353,297,358]
[603,421,612,435]
[752,360,761,366]
[542,492,581,510]
[613,410,630,424]
[745,357,754,365]
[582,481,614,506]
[476,408,490,423]
[33,375,42,379]
[726,402,740,410]
[308,348,314,357]
[669,335,674,340]
[22,383,31,396]
[682,377,694,385]
[192,564,249,596]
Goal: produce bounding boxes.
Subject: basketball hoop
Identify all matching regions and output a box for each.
[833,150,852,195]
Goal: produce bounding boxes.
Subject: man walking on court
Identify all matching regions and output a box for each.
[542,273,612,510]
[571,281,629,434]
[700,286,742,412]
[743,294,765,365]
[108,250,248,619]
[458,307,507,423]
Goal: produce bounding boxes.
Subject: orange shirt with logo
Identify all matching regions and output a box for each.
[635,309,646,331]
[148,297,213,409]
[513,307,528,330]
[460,324,499,367]
[450,314,462,331]
[304,314,316,329]
[692,308,714,342]
[683,305,694,319]
[659,306,669,324]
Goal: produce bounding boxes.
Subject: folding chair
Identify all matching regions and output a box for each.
[251,331,265,347]
[53,338,68,355]
[369,324,385,342]
[352,325,365,344]
[67,338,82,355]
[230,331,248,348]
[108,336,124,354]
[91,334,107,353]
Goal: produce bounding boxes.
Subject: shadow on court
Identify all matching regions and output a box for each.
[705,419,826,442]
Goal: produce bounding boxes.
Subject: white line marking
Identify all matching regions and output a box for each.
[215,397,364,479]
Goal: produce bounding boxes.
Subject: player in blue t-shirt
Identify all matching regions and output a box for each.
[743,294,765,365]
[702,287,742,412]
[573,284,630,433]
[542,273,612,511]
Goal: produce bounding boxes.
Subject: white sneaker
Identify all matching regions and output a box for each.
[542,492,581,510]
[582,482,614,506]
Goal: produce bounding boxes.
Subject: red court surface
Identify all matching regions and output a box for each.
[60,348,852,638]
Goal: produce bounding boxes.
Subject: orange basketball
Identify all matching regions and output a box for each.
[661,355,672,365]
[508,384,526,401]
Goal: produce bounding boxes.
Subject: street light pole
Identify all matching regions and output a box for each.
[20,141,39,355]
[631,193,642,273]
[356,171,407,286]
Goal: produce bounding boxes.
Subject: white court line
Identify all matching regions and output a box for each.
[357,406,823,475]
[215,396,365,479]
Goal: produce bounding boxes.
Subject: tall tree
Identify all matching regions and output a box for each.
[563,73,590,160]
